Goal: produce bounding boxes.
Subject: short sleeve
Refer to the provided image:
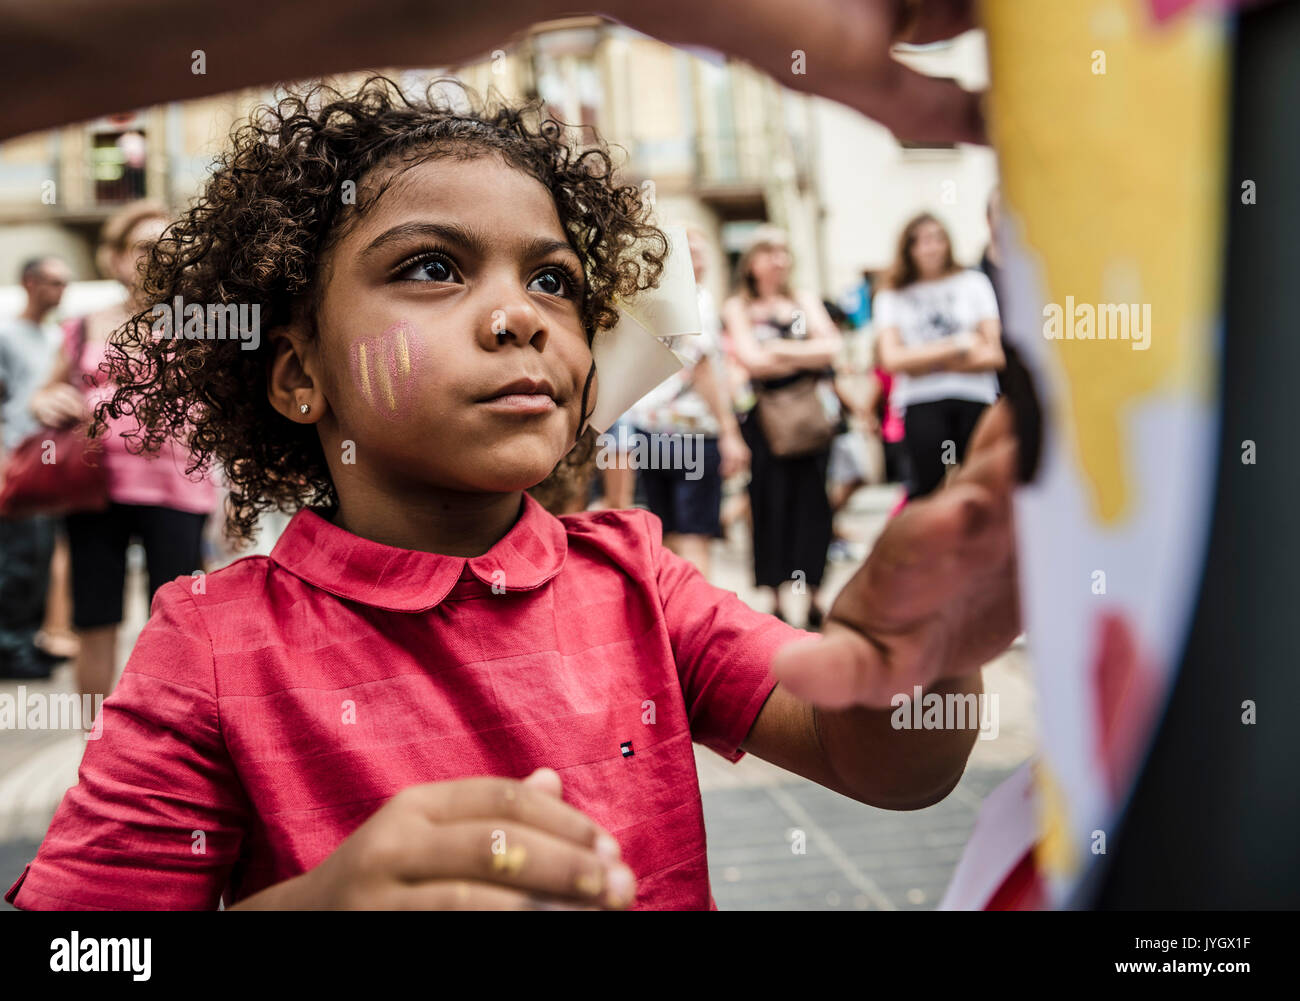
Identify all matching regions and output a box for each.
[872,289,899,329]
[965,270,1001,321]
[647,512,813,761]
[5,584,250,910]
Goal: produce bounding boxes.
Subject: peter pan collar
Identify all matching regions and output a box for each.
[269,492,568,612]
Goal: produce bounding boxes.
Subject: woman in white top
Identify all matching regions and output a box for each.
[874,213,1004,499]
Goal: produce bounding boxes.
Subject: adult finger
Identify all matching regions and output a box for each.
[898,0,979,44]
[707,0,986,145]
[853,59,986,145]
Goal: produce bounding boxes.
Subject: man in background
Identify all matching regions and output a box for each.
[0,255,72,678]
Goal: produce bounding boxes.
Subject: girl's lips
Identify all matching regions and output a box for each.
[478,393,557,415]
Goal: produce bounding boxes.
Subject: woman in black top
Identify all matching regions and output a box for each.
[722,228,843,628]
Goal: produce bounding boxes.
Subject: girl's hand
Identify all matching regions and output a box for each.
[232,769,636,910]
[30,383,88,428]
[770,400,1019,708]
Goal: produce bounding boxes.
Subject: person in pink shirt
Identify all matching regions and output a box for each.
[8,78,1019,911]
[29,201,216,703]
[865,338,912,516]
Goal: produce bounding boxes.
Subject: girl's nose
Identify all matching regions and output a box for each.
[480,297,547,352]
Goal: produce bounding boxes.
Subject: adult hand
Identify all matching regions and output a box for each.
[30,383,89,429]
[718,427,750,478]
[770,399,1018,708]
[624,0,985,144]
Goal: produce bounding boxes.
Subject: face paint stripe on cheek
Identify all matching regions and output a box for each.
[396,328,411,376]
[376,347,397,411]
[355,341,373,405]
[349,320,420,420]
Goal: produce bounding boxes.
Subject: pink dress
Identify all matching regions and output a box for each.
[65,319,216,515]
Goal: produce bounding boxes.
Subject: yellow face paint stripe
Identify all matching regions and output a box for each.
[357,342,372,404]
[396,328,411,376]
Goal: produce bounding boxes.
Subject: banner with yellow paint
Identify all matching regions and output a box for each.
[969,0,1229,906]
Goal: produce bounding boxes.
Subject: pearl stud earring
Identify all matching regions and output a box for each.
[299,403,311,415]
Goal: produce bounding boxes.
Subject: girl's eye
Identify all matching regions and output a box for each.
[396,254,457,283]
[528,268,575,298]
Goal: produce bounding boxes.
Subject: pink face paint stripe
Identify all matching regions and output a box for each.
[375,346,397,412]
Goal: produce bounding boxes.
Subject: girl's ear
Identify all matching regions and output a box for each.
[267,319,326,424]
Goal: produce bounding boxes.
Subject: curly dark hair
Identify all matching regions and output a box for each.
[95,75,667,544]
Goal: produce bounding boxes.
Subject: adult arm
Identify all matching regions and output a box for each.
[876,324,972,376]
[0,1,985,143]
[28,323,87,428]
[947,319,1005,373]
[690,355,749,477]
[944,270,1005,373]
[722,297,804,381]
[723,295,843,381]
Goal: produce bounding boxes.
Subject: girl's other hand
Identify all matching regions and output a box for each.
[230,769,635,910]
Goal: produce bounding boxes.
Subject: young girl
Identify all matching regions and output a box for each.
[5,78,1012,911]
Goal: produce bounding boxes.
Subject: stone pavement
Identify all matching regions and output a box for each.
[0,484,1036,909]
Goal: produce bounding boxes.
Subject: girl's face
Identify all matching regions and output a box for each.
[305,154,592,496]
[910,220,950,278]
